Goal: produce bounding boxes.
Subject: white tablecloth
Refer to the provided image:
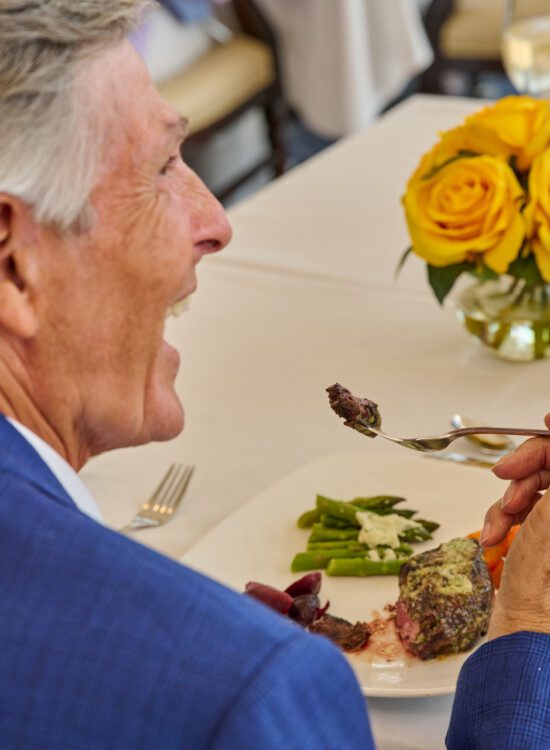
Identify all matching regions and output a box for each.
[256,0,433,138]
[226,94,483,291]
[82,94,550,749]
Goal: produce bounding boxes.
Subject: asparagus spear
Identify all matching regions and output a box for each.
[350,496,405,510]
[296,495,406,528]
[297,508,321,528]
[374,508,417,519]
[389,543,413,557]
[319,514,354,529]
[320,508,418,527]
[306,541,365,551]
[291,548,369,572]
[308,526,358,543]
[399,525,432,543]
[416,518,440,533]
[326,557,407,577]
[306,546,366,555]
[316,496,362,526]
[316,497,437,541]
[306,541,413,557]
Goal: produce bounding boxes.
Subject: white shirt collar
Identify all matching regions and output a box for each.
[7,417,104,524]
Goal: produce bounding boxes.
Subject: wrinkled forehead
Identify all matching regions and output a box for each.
[86,40,179,176]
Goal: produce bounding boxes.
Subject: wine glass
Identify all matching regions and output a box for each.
[501,0,550,96]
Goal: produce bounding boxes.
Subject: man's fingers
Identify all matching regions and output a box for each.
[492,437,550,480]
[480,502,514,547]
[481,493,542,547]
[500,470,550,513]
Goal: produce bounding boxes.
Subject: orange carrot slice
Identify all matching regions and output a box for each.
[467,530,507,570]
[505,525,521,549]
[483,540,508,570]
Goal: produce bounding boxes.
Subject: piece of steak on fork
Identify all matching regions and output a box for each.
[326,383,381,438]
[395,538,493,660]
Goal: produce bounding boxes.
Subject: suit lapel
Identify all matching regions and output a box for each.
[0,415,78,513]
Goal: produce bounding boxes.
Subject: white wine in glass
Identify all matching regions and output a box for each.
[502,3,550,96]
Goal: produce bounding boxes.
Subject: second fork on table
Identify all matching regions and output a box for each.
[119,463,194,533]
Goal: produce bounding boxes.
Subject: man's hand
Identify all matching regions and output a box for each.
[478,413,550,639]
[488,487,550,639]
[480,413,550,548]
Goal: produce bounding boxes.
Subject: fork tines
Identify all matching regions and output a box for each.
[120,462,195,533]
[147,463,195,516]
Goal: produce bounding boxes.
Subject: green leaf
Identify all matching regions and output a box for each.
[508,253,544,288]
[395,247,412,279]
[427,262,472,305]
[469,263,499,282]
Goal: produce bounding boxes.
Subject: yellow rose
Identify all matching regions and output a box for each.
[525,147,550,281]
[409,124,511,184]
[465,96,550,171]
[403,155,526,273]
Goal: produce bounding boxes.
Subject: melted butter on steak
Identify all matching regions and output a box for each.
[395,538,493,660]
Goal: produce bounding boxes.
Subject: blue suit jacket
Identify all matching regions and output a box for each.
[0,417,373,748]
[448,631,550,749]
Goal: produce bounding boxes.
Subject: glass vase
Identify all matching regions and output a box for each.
[455,278,550,362]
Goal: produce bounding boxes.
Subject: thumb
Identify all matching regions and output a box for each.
[487,487,550,639]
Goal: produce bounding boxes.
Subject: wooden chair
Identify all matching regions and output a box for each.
[420,0,548,95]
[157,0,286,202]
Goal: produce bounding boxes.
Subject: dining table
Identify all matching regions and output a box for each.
[82,93,550,749]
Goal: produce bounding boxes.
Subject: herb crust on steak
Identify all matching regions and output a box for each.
[395,537,493,660]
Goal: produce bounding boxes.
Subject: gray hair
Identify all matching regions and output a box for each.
[0,0,150,230]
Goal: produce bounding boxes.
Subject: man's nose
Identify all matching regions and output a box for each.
[188,170,233,256]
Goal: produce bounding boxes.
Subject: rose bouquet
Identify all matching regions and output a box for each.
[400,96,550,305]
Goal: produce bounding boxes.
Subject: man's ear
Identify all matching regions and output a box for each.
[0,196,38,339]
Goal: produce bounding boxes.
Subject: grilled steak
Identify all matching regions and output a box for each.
[326,383,381,438]
[309,614,371,652]
[394,538,492,660]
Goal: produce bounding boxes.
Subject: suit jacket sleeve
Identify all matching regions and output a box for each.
[209,631,374,749]
[446,631,550,749]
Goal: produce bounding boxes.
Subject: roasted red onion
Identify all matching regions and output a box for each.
[244,582,293,615]
[285,571,321,598]
[244,574,369,652]
[245,574,329,626]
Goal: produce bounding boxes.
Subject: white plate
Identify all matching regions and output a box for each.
[181,451,501,698]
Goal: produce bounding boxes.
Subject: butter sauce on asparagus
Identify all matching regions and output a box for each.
[292,493,440,576]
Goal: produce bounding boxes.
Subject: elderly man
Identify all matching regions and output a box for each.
[1,2,550,749]
[0,1,373,748]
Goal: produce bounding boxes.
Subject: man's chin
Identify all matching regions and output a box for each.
[133,394,185,446]
[150,403,185,443]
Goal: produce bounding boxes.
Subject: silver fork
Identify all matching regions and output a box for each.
[119,463,194,533]
[353,422,550,453]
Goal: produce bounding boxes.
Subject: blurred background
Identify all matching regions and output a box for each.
[136,0,542,207]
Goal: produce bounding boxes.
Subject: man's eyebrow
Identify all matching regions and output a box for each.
[164,116,190,145]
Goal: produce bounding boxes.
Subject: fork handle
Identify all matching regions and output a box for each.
[118,519,157,534]
[451,427,550,439]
